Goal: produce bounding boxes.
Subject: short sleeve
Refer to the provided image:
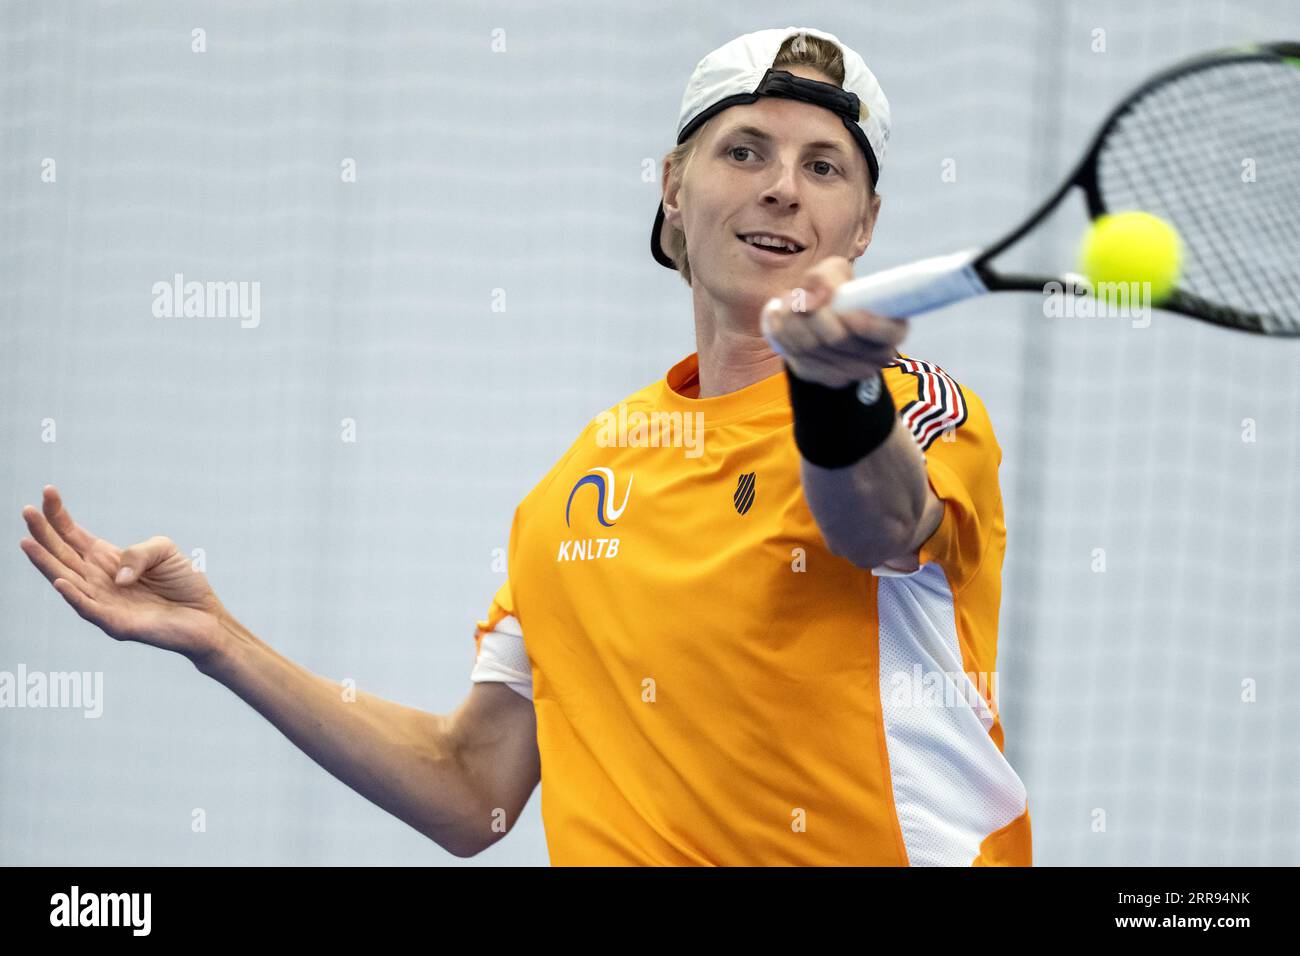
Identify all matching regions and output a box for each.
[887,357,1003,593]
[472,503,523,659]
[468,447,583,700]
[473,579,516,658]
[470,579,533,699]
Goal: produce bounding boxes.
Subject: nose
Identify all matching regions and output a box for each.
[761,158,801,210]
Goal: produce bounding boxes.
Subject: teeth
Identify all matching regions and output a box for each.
[743,234,800,252]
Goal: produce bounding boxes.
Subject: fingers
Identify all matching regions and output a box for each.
[795,287,906,351]
[763,297,817,354]
[42,485,101,557]
[52,572,96,616]
[19,535,89,591]
[763,297,902,366]
[761,256,909,389]
[815,309,901,380]
[799,256,854,299]
[802,305,899,359]
[115,535,176,586]
[833,307,908,349]
[21,503,91,580]
[22,539,127,637]
[52,576,127,638]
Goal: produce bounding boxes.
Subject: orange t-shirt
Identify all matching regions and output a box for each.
[473,352,1030,865]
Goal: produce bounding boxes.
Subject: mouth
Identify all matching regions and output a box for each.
[736,233,806,261]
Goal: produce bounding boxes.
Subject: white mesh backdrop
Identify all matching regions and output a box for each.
[2,0,1296,865]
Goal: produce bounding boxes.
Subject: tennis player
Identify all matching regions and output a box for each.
[19,26,1029,866]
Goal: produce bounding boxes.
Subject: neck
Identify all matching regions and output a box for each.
[691,284,785,398]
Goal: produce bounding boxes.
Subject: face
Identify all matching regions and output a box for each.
[662,64,881,314]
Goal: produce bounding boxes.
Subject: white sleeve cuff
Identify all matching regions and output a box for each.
[470,613,533,701]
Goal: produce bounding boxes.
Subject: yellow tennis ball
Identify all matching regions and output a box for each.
[1077,211,1183,304]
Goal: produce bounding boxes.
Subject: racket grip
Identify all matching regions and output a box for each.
[831,248,988,319]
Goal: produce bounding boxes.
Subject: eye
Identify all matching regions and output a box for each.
[729,145,841,178]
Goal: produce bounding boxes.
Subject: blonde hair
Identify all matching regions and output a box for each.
[660,33,874,286]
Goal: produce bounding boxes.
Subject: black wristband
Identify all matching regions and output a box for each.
[784,365,896,469]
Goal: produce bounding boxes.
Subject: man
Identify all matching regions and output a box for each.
[18,26,1028,866]
[469,27,1030,865]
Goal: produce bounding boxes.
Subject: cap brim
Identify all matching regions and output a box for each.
[650,199,677,270]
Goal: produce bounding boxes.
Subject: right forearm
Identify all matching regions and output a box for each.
[196,611,486,856]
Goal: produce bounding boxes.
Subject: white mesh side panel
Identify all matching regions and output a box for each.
[876,563,1027,866]
[470,614,533,700]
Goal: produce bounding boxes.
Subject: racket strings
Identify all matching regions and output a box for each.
[1138,66,1299,326]
[1113,63,1300,325]
[1096,58,1300,334]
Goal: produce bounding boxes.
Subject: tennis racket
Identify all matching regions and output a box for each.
[831,41,1300,336]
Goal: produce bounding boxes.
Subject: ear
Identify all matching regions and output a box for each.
[850,192,882,261]
[661,157,685,230]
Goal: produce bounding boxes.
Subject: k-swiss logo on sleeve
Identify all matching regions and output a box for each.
[733,472,756,515]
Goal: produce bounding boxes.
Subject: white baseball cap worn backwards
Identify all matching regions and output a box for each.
[651,26,892,270]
